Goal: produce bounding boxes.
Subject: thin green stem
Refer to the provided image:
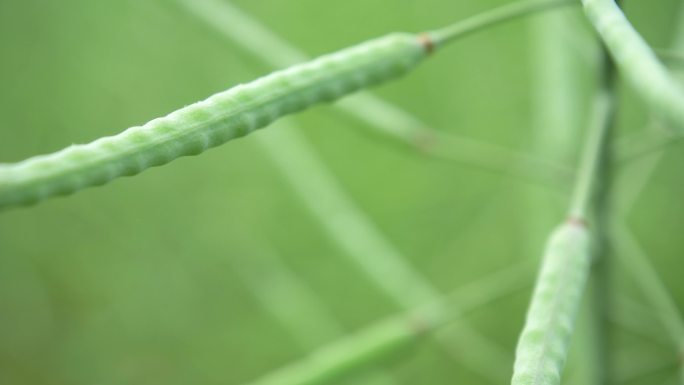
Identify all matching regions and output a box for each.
[228,244,352,344]
[256,121,429,309]
[588,33,618,385]
[607,5,684,381]
[230,244,397,385]
[427,0,576,47]
[610,296,672,346]
[527,9,601,385]
[613,45,684,163]
[175,2,576,381]
[530,8,589,168]
[524,1,591,262]
[568,91,613,220]
[256,121,512,383]
[244,263,531,385]
[512,36,616,384]
[430,132,572,189]
[612,225,684,354]
[581,0,684,132]
[614,356,680,384]
[613,122,680,165]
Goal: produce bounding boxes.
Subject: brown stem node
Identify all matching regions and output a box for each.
[417,33,435,55]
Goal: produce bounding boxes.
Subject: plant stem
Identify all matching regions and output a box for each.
[230,244,397,385]
[567,91,613,220]
[607,3,684,381]
[527,8,599,385]
[587,16,620,380]
[611,294,673,346]
[612,226,684,375]
[244,263,530,385]
[613,123,679,164]
[530,8,589,169]
[427,0,576,47]
[511,44,616,384]
[256,121,512,383]
[581,0,684,132]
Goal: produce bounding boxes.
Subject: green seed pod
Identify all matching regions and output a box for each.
[0,0,576,210]
[511,221,592,385]
[0,33,427,209]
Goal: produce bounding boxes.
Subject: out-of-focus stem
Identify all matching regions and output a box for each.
[244,264,530,385]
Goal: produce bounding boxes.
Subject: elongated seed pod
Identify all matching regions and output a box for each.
[511,221,592,385]
[0,33,428,209]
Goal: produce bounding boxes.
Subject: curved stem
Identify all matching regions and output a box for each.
[608,3,684,381]
[427,0,576,47]
[581,0,684,132]
[231,243,398,385]
[613,123,680,165]
[512,29,617,385]
[245,263,530,385]
[256,121,513,383]
[612,226,684,347]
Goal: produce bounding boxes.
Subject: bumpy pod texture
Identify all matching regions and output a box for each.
[0,33,426,209]
[511,222,591,385]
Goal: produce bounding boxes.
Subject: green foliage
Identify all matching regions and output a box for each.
[0,1,683,385]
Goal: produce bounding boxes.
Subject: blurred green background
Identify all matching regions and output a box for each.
[1,0,683,384]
